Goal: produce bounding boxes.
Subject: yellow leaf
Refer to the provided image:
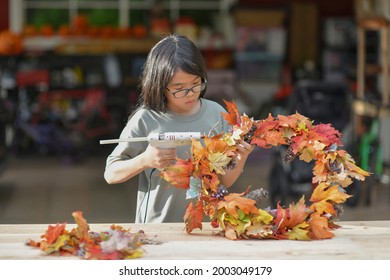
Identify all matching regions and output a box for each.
[299,147,314,162]
[251,209,274,225]
[287,223,310,240]
[207,151,231,175]
[43,234,69,254]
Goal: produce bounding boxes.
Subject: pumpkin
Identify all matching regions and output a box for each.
[0,30,23,55]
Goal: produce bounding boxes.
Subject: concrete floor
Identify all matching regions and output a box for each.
[0,148,389,224]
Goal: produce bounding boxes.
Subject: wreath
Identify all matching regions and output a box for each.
[160,100,370,240]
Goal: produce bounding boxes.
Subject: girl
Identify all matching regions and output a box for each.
[104,34,254,223]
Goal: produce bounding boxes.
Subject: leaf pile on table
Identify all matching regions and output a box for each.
[160,100,370,240]
[26,211,161,259]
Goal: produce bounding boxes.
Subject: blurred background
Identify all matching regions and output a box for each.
[0,0,389,224]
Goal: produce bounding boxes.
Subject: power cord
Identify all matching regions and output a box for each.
[143,168,157,223]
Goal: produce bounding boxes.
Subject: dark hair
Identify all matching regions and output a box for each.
[138,34,207,112]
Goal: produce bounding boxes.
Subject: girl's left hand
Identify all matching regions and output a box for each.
[235,139,255,160]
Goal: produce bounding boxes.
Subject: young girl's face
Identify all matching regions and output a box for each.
[165,69,202,115]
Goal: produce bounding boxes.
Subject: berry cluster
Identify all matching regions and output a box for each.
[211,185,229,200]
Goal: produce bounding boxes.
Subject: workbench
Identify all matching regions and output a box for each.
[0,221,389,260]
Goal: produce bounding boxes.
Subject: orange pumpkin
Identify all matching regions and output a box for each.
[40,25,54,37]
[23,25,37,37]
[58,24,72,37]
[0,30,23,55]
[132,25,147,38]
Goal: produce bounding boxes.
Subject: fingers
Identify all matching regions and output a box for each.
[148,146,177,169]
[236,139,255,155]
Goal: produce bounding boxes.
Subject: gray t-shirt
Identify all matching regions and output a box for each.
[105,98,229,223]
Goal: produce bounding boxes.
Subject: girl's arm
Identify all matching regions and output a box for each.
[104,145,176,184]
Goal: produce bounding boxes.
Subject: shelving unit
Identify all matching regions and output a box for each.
[354,16,390,135]
[10,0,236,32]
[356,16,390,106]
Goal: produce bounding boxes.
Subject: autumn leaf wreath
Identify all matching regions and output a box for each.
[160,100,370,241]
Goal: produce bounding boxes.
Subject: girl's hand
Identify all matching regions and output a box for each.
[143,145,177,169]
[235,139,255,160]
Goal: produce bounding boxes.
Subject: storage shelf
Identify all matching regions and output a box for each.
[24,36,160,54]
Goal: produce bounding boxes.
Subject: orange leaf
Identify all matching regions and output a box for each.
[238,114,254,136]
[72,211,90,240]
[309,182,351,215]
[308,212,334,239]
[218,192,258,219]
[277,112,312,130]
[44,223,67,245]
[222,100,241,126]
[285,197,310,229]
[184,200,204,233]
[160,158,194,189]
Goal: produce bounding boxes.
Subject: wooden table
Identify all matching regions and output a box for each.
[1,221,390,260]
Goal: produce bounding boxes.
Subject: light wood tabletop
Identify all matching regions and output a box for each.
[0,221,389,260]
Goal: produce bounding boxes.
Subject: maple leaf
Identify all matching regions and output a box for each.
[299,146,315,162]
[309,182,351,215]
[191,138,204,166]
[245,222,274,239]
[204,134,230,153]
[160,158,194,189]
[43,234,69,254]
[72,211,90,240]
[286,222,310,241]
[201,171,220,193]
[251,208,274,225]
[44,223,67,245]
[308,212,334,239]
[183,200,204,233]
[313,156,329,184]
[251,114,285,148]
[186,176,202,199]
[238,114,255,136]
[208,151,231,175]
[222,100,241,126]
[312,123,342,146]
[218,208,254,238]
[218,192,259,219]
[277,112,312,130]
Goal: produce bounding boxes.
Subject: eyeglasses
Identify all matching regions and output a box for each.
[166,81,207,99]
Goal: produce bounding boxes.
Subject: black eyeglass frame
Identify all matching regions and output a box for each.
[166,80,208,99]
